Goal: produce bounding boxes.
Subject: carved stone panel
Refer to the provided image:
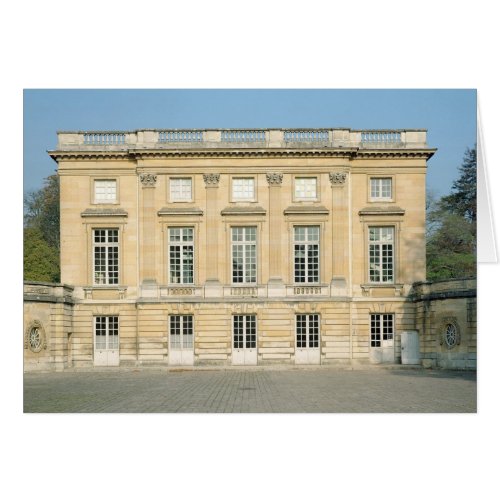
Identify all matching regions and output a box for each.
[203,173,220,186]
[266,173,283,185]
[329,172,348,185]
[140,173,157,187]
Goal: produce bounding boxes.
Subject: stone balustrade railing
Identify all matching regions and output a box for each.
[56,128,428,149]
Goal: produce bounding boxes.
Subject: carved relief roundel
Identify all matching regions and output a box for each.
[25,320,47,353]
[439,317,461,349]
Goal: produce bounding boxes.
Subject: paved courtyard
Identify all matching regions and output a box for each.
[23,367,476,413]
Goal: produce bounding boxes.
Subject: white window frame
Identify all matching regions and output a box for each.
[168,227,194,284]
[294,177,318,201]
[232,315,257,349]
[94,316,119,350]
[293,225,320,284]
[295,314,320,349]
[93,228,119,285]
[370,177,393,201]
[231,177,256,202]
[94,179,117,204]
[169,315,194,349]
[169,177,193,202]
[368,226,395,284]
[370,313,394,347]
[231,226,257,284]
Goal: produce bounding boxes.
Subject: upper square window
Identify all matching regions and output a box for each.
[370,178,392,200]
[170,178,193,202]
[94,180,117,203]
[232,178,255,201]
[295,177,317,200]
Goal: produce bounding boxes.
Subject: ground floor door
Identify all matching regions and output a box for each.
[169,315,194,365]
[370,313,395,363]
[94,316,119,366]
[295,314,320,364]
[232,315,257,365]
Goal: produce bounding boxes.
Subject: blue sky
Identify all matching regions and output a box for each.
[23,89,476,195]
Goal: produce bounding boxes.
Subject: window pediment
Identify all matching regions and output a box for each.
[81,208,128,217]
[158,207,204,216]
[221,206,266,216]
[358,206,405,216]
[284,205,329,216]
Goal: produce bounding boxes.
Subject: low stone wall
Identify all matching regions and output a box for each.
[410,278,476,370]
[23,282,74,372]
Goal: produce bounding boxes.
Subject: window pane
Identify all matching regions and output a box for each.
[295,178,317,199]
[246,316,256,349]
[370,314,381,347]
[168,227,194,284]
[232,227,257,283]
[93,229,119,285]
[233,178,255,200]
[294,226,320,283]
[170,178,192,201]
[95,180,117,202]
[369,227,394,283]
[296,315,307,348]
[370,178,392,199]
[309,315,319,348]
[233,315,244,348]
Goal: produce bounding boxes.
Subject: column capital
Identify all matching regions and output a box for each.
[203,173,220,187]
[266,173,283,185]
[329,172,348,185]
[140,173,157,187]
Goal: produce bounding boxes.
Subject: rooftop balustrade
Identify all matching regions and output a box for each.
[55,128,429,150]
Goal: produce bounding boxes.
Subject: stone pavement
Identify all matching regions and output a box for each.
[23,367,476,413]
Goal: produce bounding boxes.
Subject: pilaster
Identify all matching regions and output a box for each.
[266,173,285,295]
[203,174,222,294]
[330,171,349,295]
[140,173,157,287]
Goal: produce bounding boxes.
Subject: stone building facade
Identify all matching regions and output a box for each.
[22,128,475,371]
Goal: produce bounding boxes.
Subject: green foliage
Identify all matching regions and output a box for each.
[426,146,476,279]
[24,174,60,249]
[24,175,60,282]
[24,227,60,282]
[440,147,477,222]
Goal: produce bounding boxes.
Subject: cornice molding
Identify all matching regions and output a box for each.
[356,149,436,160]
[48,151,130,161]
[48,147,436,162]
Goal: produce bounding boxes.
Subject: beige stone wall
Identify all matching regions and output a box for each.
[31,127,449,371]
[23,283,74,372]
[412,279,476,369]
[59,157,426,294]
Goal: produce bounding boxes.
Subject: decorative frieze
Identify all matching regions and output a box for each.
[266,173,283,185]
[293,286,322,295]
[329,172,348,185]
[231,287,258,297]
[140,173,157,187]
[203,173,220,186]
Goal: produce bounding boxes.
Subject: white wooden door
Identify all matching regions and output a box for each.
[295,314,320,365]
[169,315,194,366]
[94,316,119,367]
[232,315,257,365]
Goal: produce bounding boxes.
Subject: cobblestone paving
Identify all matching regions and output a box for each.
[23,368,476,413]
